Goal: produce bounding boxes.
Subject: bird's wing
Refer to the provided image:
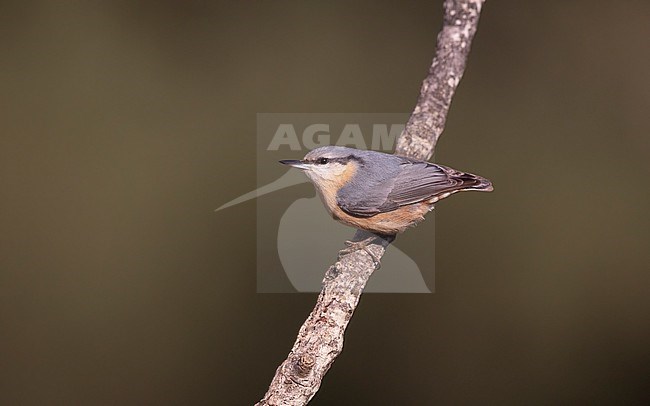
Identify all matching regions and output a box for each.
[338,159,489,217]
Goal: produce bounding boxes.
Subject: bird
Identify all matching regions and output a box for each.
[280,146,492,261]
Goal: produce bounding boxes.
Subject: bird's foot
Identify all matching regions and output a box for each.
[338,235,383,269]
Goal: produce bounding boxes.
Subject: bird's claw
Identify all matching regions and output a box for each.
[338,236,382,270]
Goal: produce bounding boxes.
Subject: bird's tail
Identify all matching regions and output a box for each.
[439,165,494,193]
[425,167,493,206]
[435,165,494,201]
[423,164,493,206]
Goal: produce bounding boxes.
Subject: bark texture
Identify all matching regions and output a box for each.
[257,1,485,404]
[395,0,484,161]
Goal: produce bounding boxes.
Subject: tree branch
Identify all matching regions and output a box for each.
[256,1,486,404]
[395,0,485,161]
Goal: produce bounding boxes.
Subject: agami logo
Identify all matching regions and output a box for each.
[217,113,435,293]
[266,122,403,151]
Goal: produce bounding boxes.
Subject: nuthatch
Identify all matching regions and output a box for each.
[280,146,493,238]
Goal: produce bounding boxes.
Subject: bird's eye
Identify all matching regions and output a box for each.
[317,158,329,165]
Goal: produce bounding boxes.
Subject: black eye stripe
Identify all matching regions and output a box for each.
[308,156,358,164]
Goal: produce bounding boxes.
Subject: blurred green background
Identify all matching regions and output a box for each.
[1,1,649,404]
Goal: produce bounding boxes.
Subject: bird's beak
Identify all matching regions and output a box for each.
[279,159,311,170]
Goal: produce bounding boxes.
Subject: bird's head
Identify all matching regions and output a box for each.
[280,146,362,187]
